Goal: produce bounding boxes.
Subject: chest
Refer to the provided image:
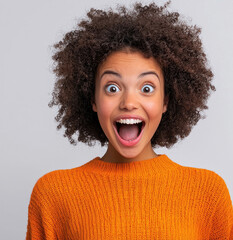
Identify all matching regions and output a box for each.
[57,176,211,239]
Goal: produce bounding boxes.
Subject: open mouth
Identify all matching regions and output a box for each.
[114,121,145,142]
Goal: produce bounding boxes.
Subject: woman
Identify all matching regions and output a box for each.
[26,1,233,239]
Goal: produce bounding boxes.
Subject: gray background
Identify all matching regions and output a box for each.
[0,0,232,239]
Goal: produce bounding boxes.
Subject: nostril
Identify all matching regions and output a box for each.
[119,96,139,110]
[119,105,138,111]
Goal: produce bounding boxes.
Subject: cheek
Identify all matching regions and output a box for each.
[96,97,116,125]
[143,97,164,120]
[96,98,116,140]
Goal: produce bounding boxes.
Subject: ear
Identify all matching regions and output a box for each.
[162,95,169,113]
[90,95,97,112]
[92,102,97,112]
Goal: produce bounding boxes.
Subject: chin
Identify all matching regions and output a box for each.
[117,148,143,160]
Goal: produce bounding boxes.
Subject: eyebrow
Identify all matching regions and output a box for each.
[99,70,160,81]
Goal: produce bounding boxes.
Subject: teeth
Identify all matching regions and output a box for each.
[116,119,143,124]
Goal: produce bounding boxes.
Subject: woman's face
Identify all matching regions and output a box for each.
[93,50,168,162]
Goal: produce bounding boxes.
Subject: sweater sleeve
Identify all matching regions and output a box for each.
[209,175,233,240]
[26,175,58,240]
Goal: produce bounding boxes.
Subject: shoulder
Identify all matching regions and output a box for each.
[181,165,227,184]
[178,164,230,200]
[31,164,87,199]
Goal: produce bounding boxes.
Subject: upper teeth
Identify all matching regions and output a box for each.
[116,119,143,124]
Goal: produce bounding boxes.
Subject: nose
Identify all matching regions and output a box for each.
[119,90,139,111]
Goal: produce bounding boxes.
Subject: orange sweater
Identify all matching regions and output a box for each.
[26,154,233,239]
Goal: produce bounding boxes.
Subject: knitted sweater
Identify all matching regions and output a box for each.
[26,154,233,239]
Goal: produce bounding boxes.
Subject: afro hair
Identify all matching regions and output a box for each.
[49,1,215,148]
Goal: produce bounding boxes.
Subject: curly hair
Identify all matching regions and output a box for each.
[49,1,215,148]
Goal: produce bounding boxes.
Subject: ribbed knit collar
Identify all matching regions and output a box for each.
[81,154,180,177]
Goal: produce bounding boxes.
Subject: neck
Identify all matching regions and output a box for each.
[101,142,158,163]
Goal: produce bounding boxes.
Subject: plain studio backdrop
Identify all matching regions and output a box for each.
[0,0,233,239]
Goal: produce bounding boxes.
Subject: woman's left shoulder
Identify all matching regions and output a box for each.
[180,165,230,195]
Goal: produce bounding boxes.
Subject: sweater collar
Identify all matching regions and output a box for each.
[81,154,180,177]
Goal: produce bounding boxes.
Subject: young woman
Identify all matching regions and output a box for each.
[26,2,233,239]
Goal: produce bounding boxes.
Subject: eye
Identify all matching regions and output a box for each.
[105,84,120,93]
[141,84,154,93]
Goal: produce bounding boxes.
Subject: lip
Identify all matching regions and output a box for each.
[113,115,145,147]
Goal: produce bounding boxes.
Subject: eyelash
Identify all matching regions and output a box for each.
[105,83,155,94]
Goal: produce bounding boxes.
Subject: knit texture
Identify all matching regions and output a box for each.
[26,154,233,239]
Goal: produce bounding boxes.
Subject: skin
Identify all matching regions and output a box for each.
[92,50,168,163]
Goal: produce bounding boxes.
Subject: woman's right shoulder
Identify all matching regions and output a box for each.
[31,166,85,196]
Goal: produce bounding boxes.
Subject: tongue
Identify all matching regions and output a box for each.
[118,124,139,141]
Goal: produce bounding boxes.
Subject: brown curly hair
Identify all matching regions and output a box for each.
[49,1,215,148]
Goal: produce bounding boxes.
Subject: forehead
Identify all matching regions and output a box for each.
[96,51,163,79]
